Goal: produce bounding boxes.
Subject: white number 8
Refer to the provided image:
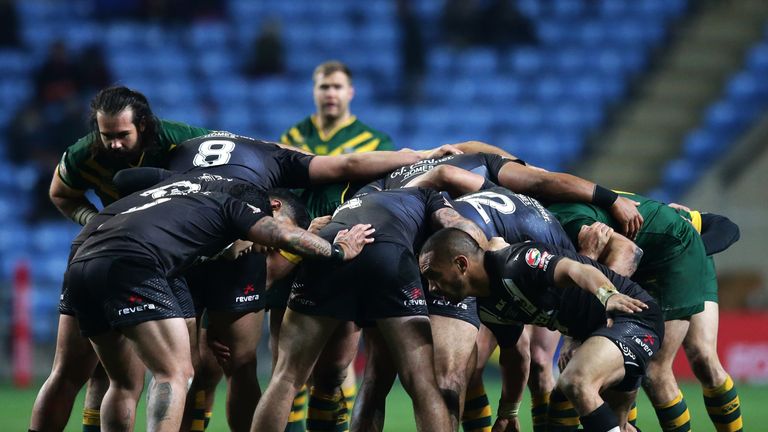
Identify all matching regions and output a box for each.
[193,140,236,167]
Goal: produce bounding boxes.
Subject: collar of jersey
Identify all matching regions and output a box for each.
[311,114,357,142]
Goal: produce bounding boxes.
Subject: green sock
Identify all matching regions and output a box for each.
[461,383,492,432]
[285,385,308,432]
[653,391,691,431]
[703,375,743,432]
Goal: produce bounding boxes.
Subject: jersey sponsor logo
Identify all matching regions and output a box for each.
[244,284,255,295]
[235,294,260,303]
[540,251,555,271]
[118,296,157,316]
[617,341,637,360]
[332,197,362,217]
[141,180,202,199]
[289,293,316,307]
[246,204,262,214]
[632,335,654,356]
[525,248,541,268]
[431,298,468,310]
[403,298,427,307]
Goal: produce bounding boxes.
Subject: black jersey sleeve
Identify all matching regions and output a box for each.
[482,153,522,183]
[484,321,525,349]
[113,167,177,197]
[700,212,740,255]
[224,197,271,238]
[275,148,314,188]
[507,242,565,291]
[424,188,455,215]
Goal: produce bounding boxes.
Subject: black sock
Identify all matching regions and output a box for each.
[580,402,619,432]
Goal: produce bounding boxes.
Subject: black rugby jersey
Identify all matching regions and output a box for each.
[321,188,452,253]
[453,187,575,251]
[71,173,270,276]
[168,131,314,190]
[480,242,655,344]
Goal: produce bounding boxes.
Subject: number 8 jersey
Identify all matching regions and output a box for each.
[167,131,315,190]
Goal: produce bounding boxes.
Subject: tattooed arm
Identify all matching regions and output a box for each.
[431,208,489,249]
[247,216,374,261]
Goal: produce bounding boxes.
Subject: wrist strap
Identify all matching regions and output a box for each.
[596,285,618,306]
[72,205,98,226]
[497,400,521,419]
[330,243,345,263]
[592,185,619,209]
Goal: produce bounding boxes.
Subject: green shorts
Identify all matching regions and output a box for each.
[632,231,715,320]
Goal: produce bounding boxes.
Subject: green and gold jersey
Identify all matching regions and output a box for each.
[548,192,700,269]
[57,119,210,205]
[280,115,394,218]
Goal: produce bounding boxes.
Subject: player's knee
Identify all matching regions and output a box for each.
[435,369,465,396]
[684,345,725,387]
[558,370,593,403]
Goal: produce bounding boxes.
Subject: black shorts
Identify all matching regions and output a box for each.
[266,272,295,311]
[67,256,195,337]
[61,265,193,320]
[590,301,664,391]
[185,253,267,314]
[288,242,428,323]
[426,292,481,328]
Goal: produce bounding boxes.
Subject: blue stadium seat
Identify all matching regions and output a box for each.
[510,48,544,76]
[746,43,768,72]
[188,22,231,50]
[0,50,34,76]
[662,158,698,195]
[681,130,723,164]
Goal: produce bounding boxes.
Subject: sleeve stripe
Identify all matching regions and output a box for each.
[328,131,374,156]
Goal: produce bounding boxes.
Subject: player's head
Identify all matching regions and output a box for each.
[227,183,273,216]
[268,189,310,229]
[419,228,483,303]
[88,86,158,158]
[312,60,355,122]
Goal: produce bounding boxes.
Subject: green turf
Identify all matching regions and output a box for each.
[11,379,764,431]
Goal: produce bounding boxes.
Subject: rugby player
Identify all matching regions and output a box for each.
[278,60,395,432]
[420,228,664,432]
[549,194,743,432]
[31,86,210,432]
[67,172,375,432]
[250,187,488,432]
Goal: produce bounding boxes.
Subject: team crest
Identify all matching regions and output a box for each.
[525,248,541,268]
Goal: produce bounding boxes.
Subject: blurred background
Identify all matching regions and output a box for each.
[0,0,766,428]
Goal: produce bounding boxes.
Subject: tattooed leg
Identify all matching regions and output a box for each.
[89,330,146,432]
[122,318,195,432]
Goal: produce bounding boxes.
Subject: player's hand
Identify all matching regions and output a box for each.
[308,215,332,235]
[492,416,521,432]
[423,144,464,159]
[557,337,581,372]
[208,338,232,372]
[668,202,691,212]
[578,222,613,260]
[333,224,375,261]
[605,293,647,326]
[221,240,255,260]
[610,196,643,240]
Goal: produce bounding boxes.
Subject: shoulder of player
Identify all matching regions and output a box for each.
[63,132,98,163]
[279,116,314,144]
[155,119,210,147]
